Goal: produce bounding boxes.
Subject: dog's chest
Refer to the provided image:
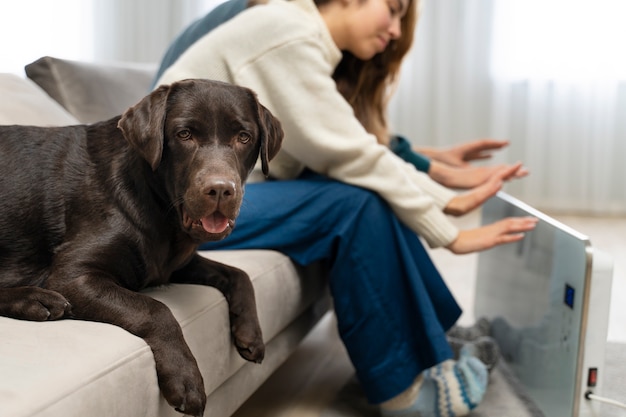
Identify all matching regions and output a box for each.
[138,235,197,289]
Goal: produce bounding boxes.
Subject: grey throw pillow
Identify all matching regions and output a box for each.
[25,56,156,124]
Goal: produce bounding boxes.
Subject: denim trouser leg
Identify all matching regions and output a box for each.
[201,173,461,404]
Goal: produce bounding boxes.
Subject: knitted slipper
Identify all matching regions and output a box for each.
[446,317,491,341]
[448,335,500,372]
[380,350,488,417]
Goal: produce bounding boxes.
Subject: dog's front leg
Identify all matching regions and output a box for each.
[171,254,265,363]
[47,274,206,417]
[0,286,72,321]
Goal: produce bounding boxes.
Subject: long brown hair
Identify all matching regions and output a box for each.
[250,0,420,144]
[331,0,419,145]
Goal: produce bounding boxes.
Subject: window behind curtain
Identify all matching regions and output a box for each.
[389,0,626,214]
[0,0,226,75]
[0,0,94,75]
[490,0,626,82]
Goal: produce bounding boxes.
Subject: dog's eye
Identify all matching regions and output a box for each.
[177,130,192,140]
[238,132,252,144]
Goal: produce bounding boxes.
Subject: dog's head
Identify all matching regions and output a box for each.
[117,79,283,243]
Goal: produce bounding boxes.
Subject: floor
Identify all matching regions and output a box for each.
[232,210,626,416]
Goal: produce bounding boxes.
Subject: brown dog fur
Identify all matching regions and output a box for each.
[0,79,283,416]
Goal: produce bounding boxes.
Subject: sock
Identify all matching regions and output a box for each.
[446,317,491,341]
[448,335,500,371]
[380,375,424,410]
[380,349,488,417]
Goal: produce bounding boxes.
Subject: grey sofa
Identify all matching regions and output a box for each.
[0,56,330,417]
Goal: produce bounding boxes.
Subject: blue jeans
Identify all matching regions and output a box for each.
[201,172,460,403]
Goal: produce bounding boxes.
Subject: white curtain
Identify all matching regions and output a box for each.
[0,0,215,73]
[0,1,94,74]
[4,0,625,214]
[389,0,626,215]
[90,0,221,63]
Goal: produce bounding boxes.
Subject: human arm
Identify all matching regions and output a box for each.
[232,35,460,248]
[157,6,527,251]
[416,139,510,168]
[442,163,523,216]
[385,139,537,252]
[390,135,528,189]
[445,217,538,254]
[331,127,537,250]
[389,144,537,249]
[389,135,431,172]
[428,160,528,189]
[321,114,534,251]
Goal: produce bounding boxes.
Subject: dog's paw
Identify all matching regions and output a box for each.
[232,322,265,363]
[235,336,265,363]
[159,363,206,417]
[2,288,72,321]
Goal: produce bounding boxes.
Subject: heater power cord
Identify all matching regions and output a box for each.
[585,391,626,410]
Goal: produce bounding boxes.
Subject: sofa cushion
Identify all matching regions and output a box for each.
[0,249,327,417]
[25,56,156,124]
[0,73,79,126]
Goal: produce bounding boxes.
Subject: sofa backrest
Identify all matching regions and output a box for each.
[0,72,79,126]
[25,56,156,124]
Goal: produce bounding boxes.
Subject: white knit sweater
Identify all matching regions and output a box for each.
[157,0,460,248]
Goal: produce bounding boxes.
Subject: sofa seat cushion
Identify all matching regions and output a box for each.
[0,249,327,417]
[0,73,79,126]
[149,249,328,395]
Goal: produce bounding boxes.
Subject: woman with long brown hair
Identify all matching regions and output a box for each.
[153,0,523,190]
[157,0,536,414]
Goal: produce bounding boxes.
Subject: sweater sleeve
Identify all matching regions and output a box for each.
[389,135,431,173]
[234,39,459,248]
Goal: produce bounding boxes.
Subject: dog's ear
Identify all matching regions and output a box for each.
[117,85,170,171]
[256,102,284,177]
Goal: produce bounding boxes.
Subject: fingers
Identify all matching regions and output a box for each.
[497,216,539,234]
[429,163,507,189]
[466,139,509,152]
[491,217,538,246]
[480,162,529,185]
[444,161,533,216]
[444,178,503,216]
[446,216,538,254]
[512,166,530,179]
[495,232,527,245]
[494,162,524,181]
[461,139,510,162]
[443,162,529,189]
[469,175,506,208]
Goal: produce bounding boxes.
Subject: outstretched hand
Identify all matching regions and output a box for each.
[417,139,510,168]
[443,163,523,216]
[429,160,528,189]
[445,217,539,254]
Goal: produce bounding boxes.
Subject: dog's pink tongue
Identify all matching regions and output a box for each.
[201,213,229,234]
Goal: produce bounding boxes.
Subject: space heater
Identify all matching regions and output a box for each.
[474,192,614,417]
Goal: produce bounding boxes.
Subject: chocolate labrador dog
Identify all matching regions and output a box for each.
[0,79,283,416]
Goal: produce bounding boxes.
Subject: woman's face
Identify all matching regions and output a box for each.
[343,0,409,60]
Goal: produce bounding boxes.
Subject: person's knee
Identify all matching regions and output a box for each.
[327,184,395,233]
[342,185,390,215]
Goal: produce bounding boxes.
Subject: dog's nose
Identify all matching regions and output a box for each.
[205,180,236,200]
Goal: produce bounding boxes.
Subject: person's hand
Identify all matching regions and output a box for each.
[416,139,510,168]
[443,164,523,216]
[428,160,528,189]
[445,217,539,254]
